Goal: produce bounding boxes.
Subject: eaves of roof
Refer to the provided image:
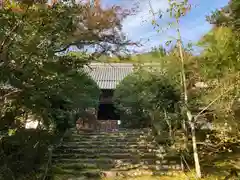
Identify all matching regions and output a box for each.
[84,63,134,89]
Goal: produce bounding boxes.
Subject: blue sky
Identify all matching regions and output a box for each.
[101,0,230,53]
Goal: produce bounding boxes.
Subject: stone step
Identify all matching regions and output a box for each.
[103,168,182,177]
[52,152,160,159]
[59,139,158,146]
[55,146,157,153]
[68,137,156,142]
[52,168,182,180]
[112,164,182,171]
[70,128,151,134]
[52,156,179,166]
[68,136,149,142]
[58,142,158,149]
[52,163,181,173]
[67,136,152,142]
[61,141,155,147]
[52,167,101,177]
[53,175,93,180]
[68,133,152,139]
[70,132,148,136]
[53,147,163,154]
[63,136,162,144]
[59,136,159,144]
[63,141,168,148]
[52,158,144,165]
[70,131,149,136]
[53,162,112,170]
[52,168,181,179]
[63,140,169,147]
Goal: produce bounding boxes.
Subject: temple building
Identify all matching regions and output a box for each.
[84,63,134,122]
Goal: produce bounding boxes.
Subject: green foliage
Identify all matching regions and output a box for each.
[198,27,240,79]
[167,0,191,19]
[113,70,180,129]
[151,45,167,59]
[97,46,168,63]
[0,0,131,132]
[0,129,57,180]
[196,26,240,127]
[207,0,240,32]
[197,0,240,132]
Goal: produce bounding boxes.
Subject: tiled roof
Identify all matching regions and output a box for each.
[84,63,134,89]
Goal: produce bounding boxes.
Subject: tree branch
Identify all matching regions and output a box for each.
[194,86,233,121]
[42,145,53,180]
[0,89,22,102]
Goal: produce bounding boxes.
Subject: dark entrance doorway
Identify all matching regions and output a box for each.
[97,103,120,120]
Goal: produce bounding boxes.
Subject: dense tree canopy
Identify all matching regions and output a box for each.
[207,0,240,32]
[0,0,133,132]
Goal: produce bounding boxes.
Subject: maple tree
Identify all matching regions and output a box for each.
[0,0,134,132]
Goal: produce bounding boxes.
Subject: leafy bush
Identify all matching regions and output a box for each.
[113,70,181,129]
[0,69,100,133]
[0,129,59,180]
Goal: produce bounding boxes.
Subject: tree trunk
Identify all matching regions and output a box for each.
[177,17,202,178]
[168,121,172,138]
[163,109,172,138]
[182,118,188,150]
[187,110,202,178]
[177,28,189,151]
[190,121,201,178]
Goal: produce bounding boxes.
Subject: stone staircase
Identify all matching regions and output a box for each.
[51,129,181,179]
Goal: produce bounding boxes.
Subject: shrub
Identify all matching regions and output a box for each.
[0,129,58,180]
[113,70,181,130]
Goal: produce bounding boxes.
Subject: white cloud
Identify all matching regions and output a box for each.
[120,0,219,53]
[179,20,212,42]
[122,0,169,39]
